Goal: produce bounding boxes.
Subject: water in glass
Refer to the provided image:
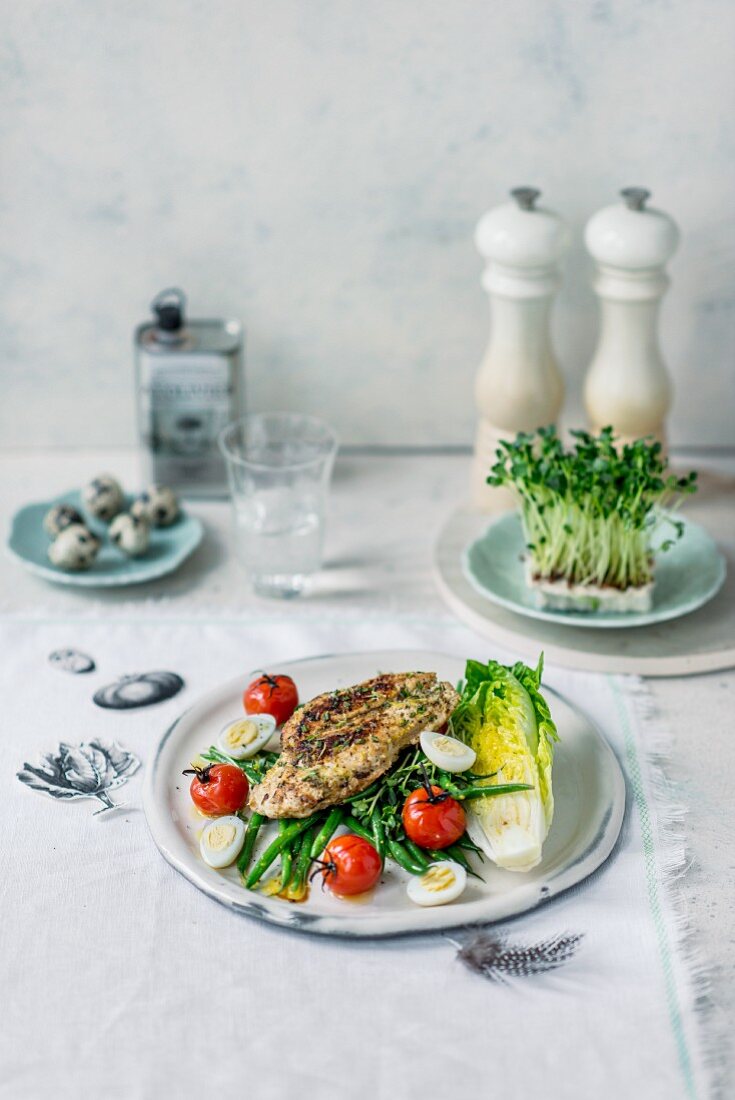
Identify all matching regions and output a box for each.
[219,413,337,598]
[234,487,323,597]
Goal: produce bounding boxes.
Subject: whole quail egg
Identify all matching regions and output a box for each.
[109,512,150,557]
[48,524,101,571]
[82,475,124,522]
[131,485,180,527]
[43,503,85,538]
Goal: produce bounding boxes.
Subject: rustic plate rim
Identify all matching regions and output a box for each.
[143,649,626,938]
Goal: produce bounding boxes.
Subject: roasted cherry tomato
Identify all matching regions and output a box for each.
[184,763,249,816]
[314,834,382,897]
[243,673,299,726]
[402,785,466,849]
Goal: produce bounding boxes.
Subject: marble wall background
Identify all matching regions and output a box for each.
[2,0,734,449]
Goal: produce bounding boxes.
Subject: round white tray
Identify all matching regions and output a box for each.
[433,505,735,677]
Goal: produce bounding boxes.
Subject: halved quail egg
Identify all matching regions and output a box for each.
[406,860,467,907]
[218,714,277,759]
[199,815,246,869]
[420,730,476,773]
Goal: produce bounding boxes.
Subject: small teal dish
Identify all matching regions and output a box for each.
[7,490,204,588]
[463,512,726,630]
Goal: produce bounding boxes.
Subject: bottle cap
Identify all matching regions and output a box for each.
[585,189,679,270]
[152,288,186,333]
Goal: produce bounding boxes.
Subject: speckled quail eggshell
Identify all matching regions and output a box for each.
[131,485,180,527]
[109,512,150,557]
[43,503,85,538]
[82,474,125,522]
[47,524,101,571]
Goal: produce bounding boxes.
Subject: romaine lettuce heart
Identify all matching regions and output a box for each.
[451,655,557,872]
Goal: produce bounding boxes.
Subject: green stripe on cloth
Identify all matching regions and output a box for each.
[609,677,697,1100]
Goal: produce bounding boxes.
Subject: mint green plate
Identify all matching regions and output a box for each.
[463,513,726,629]
[7,490,204,588]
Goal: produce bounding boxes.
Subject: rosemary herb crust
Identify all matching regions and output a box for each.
[249,673,459,819]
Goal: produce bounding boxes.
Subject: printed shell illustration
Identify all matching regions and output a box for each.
[17,739,140,813]
[48,648,96,674]
[93,671,184,710]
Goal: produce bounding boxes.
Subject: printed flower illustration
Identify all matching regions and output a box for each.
[17,738,140,813]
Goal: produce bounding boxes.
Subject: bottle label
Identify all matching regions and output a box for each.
[138,354,235,489]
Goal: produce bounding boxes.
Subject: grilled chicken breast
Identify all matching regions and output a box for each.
[249,671,459,819]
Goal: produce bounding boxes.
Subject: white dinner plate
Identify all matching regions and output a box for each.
[143,650,625,938]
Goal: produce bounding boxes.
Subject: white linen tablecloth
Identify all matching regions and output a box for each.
[0,612,711,1100]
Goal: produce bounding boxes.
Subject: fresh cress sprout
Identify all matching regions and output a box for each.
[488,426,697,590]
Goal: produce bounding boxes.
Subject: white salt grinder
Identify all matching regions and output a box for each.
[471,187,569,512]
[584,187,679,444]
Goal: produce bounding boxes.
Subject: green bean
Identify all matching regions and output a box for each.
[344,814,376,845]
[370,809,386,863]
[284,828,310,891]
[310,808,344,859]
[278,820,293,884]
[237,812,265,876]
[444,843,484,880]
[296,825,319,881]
[405,768,531,801]
[201,747,263,784]
[402,838,430,870]
[345,779,381,804]
[443,843,471,867]
[284,825,320,900]
[456,783,533,800]
[245,816,317,888]
[455,834,485,859]
[425,846,472,869]
[433,770,530,800]
[387,838,425,875]
[435,772,466,797]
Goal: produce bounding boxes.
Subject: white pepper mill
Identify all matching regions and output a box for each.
[584,187,679,444]
[471,187,569,511]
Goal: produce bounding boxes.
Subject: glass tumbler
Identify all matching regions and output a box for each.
[219,412,338,598]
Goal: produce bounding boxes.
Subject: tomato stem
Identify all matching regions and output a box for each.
[182,764,213,784]
[252,671,280,696]
[308,857,335,889]
[418,764,450,804]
